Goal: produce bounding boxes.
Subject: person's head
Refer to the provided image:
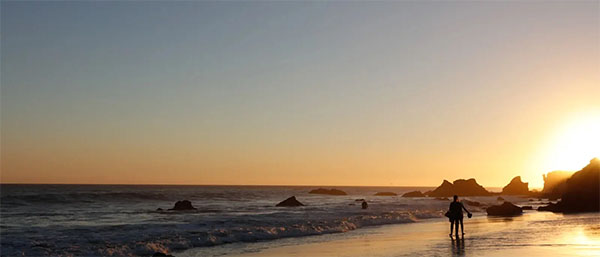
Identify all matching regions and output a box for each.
[453,195,458,202]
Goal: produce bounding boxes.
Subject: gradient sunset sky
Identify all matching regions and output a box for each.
[2,1,599,188]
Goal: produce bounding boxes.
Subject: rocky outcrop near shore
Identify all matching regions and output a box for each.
[539,158,599,213]
[276,196,304,207]
[168,200,196,211]
[542,170,573,199]
[427,179,491,197]
[374,192,397,196]
[501,176,530,195]
[309,188,347,195]
[486,202,523,216]
[401,191,425,197]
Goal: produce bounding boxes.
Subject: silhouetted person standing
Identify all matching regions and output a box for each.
[448,195,471,238]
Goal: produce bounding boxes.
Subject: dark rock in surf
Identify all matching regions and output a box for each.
[309,188,347,195]
[486,202,523,216]
[401,191,425,197]
[153,252,175,257]
[502,176,530,195]
[361,201,368,209]
[275,196,304,207]
[375,192,397,196]
[463,199,482,207]
[497,197,505,201]
[521,205,533,210]
[156,208,163,211]
[168,200,196,211]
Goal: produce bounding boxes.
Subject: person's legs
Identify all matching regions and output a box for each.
[449,219,454,236]
[454,219,459,236]
[460,218,464,235]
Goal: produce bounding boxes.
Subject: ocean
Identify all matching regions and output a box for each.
[1,184,517,256]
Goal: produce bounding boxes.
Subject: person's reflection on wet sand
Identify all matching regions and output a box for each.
[451,237,465,256]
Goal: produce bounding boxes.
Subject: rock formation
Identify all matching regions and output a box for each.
[309,188,347,195]
[501,176,530,195]
[486,202,523,216]
[497,197,505,201]
[168,200,196,211]
[539,158,599,213]
[542,170,573,199]
[374,192,397,196]
[401,191,425,197]
[427,179,491,197]
[361,201,368,209]
[276,196,304,207]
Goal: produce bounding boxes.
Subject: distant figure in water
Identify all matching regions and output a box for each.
[448,195,472,238]
[361,200,368,209]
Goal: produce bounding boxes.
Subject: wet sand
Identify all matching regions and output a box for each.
[179,211,600,257]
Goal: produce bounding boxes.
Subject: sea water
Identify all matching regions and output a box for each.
[2,184,520,256]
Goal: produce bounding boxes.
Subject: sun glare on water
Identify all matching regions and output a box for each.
[539,111,600,173]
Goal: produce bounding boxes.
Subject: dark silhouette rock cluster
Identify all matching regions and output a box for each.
[309,188,347,195]
[539,158,599,213]
[427,179,491,197]
[168,200,196,211]
[401,191,425,197]
[486,202,523,216]
[276,196,304,207]
[501,176,530,195]
[374,192,397,196]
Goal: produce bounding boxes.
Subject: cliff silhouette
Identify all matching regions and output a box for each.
[539,158,599,213]
[542,170,574,199]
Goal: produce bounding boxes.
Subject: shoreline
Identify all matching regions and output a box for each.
[178,211,600,257]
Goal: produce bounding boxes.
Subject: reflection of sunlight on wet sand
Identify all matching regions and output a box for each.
[565,228,600,256]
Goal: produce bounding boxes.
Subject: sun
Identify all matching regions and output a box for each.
[539,111,600,173]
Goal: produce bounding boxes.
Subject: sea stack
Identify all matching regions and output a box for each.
[501,176,530,195]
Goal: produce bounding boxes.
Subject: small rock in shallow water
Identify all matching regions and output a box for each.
[486,202,523,216]
[153,252,174,257]
[168,200,196,211]
[361,201,368,209]
[276,196,304,207]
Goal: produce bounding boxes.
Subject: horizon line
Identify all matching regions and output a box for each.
[0,182,514,189]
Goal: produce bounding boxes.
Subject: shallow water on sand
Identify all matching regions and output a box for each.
[179,211,600,257]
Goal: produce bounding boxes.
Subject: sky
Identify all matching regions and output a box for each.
[1,1,599,188]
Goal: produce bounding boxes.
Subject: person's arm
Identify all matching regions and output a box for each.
[462,203,471,214]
